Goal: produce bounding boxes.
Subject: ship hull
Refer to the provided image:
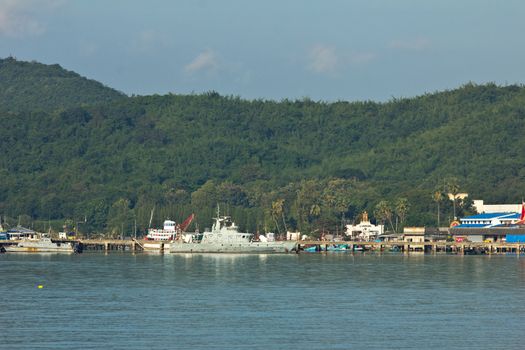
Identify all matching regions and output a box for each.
[4,246,74,253]
[143,242,171,250]
[170,241,297,254]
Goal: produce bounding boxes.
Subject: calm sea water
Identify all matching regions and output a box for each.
[1,252,524,349]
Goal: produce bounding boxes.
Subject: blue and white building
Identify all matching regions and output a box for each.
[455,212,521,228]
[451,211,525,242]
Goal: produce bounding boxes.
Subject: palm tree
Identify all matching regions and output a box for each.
[446,178,460,220]
[394,198,409,232]
[432,189,444,227]
[271,198,289,236]
[374,200,395,233]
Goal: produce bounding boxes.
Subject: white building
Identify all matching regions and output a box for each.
[345,212,384,241]
[403,227,426,243]
[472,200,521,214]
[286,231,301,241]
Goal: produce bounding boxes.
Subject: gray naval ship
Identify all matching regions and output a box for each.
[4,234,76,253]
[170,208,297,254]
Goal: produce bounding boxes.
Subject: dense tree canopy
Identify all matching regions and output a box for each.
[1,58,523,236]
[0,57,125,112]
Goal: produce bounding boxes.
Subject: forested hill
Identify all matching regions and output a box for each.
[0,57,125,112]
[1,58,525,236]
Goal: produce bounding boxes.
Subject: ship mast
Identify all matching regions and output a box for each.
[148,207,155,228]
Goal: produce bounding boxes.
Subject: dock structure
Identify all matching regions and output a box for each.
[77,238,149,252]
[0,239,523,255]
[297,241,524,255]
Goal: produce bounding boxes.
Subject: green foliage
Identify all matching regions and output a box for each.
[0,57,125,112]
[107,198,133,237]
[1,58,525,235]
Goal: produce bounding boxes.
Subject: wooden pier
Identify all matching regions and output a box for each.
[78,238,145,252]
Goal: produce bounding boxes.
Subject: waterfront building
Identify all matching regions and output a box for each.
[403,227,425,243]
[402,227,426,251]
[392,227,447,243]
[450,206,525,242]
[345,212,384,241]
[455,212,521,228]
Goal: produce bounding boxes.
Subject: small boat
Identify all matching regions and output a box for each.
[327,244,349,252]
[5,235,76,253]
[353,245,364,251]
[303,246,318,253]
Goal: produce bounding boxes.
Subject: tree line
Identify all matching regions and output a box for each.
[0,58,521,236]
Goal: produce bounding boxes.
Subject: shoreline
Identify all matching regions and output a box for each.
[1,238,524,255]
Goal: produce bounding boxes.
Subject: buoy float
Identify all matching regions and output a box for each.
[37,285,44,289]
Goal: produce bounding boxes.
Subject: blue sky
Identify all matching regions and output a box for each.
[1,0,524,101]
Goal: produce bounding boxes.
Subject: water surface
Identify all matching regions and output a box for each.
[1,253,524,349]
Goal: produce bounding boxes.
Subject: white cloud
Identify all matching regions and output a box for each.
[307,45,376,74]
[348,52,376,64]
[389,37,431,51]
[308,44,338,74]
[0,0,63,38]
[184,49,218,74]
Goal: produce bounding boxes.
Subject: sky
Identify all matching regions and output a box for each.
[1,0,524,101]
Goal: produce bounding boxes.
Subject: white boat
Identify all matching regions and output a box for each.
[5,235,75,253]
[143,214,194,251]
[143,219,176,250]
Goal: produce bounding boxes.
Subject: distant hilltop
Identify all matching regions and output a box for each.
[0,57,126,112]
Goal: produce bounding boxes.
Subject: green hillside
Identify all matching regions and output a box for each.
[1,58,524,236]
[0,57,125,112]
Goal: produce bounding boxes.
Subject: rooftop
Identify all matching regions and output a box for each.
[461,212,520,220]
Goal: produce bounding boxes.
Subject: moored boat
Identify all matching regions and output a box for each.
[327,244,349,252]
[5,235,76,253]
[144,214,194,251]
[169,207,297,254]
[143,219,176,251]
[303,246,318,253]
